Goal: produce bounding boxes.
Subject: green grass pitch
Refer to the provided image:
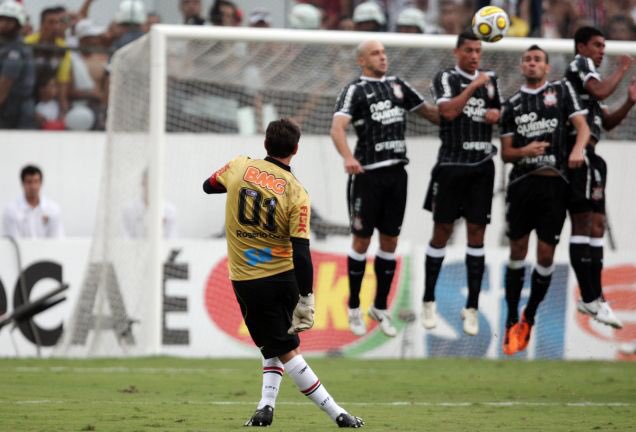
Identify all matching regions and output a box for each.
[0,357,634,431]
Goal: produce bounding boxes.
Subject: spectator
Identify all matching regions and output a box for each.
[337,15,355,30]
[2,164,64,238]
[180,0,205,25]
[209,0,242,27]
[352,1,386,31]
[112,0,146,52]
[0,0,35,129]
[395,7,427,33]
[20,13,33,37]
[25,6,71,115]
[605,14,636,40]
[297,0,347,29]
[248,9,272,28]
[289,3,323,29]
[69,19,107,130]
[34,70,63,129]
[437,0,467,35]
[143,11,161,33]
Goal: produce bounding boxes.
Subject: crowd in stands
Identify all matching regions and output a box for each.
[0,0,635,132]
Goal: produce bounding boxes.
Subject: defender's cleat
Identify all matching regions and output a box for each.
[502,324,518,356]
[244,405,274,427]
[577,299,600,317]
[516,312,533,352]
[348,308,367,336]
[336,413,365,428]
[368,306,397,337]
[595,301,623,329]
[421,301,437,329]
[461,308,479,336]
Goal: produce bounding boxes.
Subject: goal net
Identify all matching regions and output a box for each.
[55,26,636,358]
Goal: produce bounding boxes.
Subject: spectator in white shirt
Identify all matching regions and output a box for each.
[2,164,64,238]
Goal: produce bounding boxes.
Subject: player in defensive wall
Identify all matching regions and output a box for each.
[499,44,590,355]
[563,26,636,329]
[330,39,439,338]
[421,31,503,337]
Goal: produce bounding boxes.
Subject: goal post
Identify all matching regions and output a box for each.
[55,25,636,358]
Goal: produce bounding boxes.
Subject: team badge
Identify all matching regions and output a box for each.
[486,82,495,99]
[543,89,557,106]
[392,83,403,99]
[591,186,604,201]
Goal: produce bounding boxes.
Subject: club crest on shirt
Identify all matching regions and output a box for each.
[486,82,495,99]
[544,89,557,106]
[42,215,49,225]
[392,83,403,99]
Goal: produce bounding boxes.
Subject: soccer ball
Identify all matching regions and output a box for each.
[472,6,510,43]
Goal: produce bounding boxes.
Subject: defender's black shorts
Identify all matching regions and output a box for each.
[232,270,300,359]
[567,148,607,215]
[347,164,407,238]
[424,160,495,225]
[506,175,568,245]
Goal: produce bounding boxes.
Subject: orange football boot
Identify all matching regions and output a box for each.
[503,323,518,356]
[516,312,533,352]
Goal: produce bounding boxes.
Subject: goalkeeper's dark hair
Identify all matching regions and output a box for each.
[21,164,43,182]
[265,118,301,158]
[525,44,549,64]
[574,26,604,54]
[457,30,480,48]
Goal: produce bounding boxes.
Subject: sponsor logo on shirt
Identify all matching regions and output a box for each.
[463,97,487,121]
[297,205,309,234]
[515,112,558,138]
[369,100,405,125]
[244,166,287,194]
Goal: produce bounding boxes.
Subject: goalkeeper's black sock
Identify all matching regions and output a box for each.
[258,357,283,409]
[524,266,553,325]
[285,354,344,421]
[424,244,445,302]
[374,251,396,310]
[504,262,525,327]
[590,238,604,300]
[347,249,366,309]
[569,238,595,302]
[465,245,485,309]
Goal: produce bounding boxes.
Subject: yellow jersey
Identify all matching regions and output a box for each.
[214,155,311,281]
[24,33,72,84]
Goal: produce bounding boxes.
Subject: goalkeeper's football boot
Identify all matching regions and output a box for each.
[502,323,518,356]
[461,308,479,336]
[421,301,437,329]
[348,307,367,336]
[516,312,533,352]
[368,306,397,337]
[244,405,274,427]
[336,412,365,428]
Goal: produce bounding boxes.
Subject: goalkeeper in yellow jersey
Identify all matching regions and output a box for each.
[203,118,364,428]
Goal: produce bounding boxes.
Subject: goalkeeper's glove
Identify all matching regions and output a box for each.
[288,294,315,335]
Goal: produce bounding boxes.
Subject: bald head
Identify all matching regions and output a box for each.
[356,39,388,78]
[356,39,382,58]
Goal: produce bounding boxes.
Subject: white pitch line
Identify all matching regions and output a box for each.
[7,400,630,407]
[12,366,214,374]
